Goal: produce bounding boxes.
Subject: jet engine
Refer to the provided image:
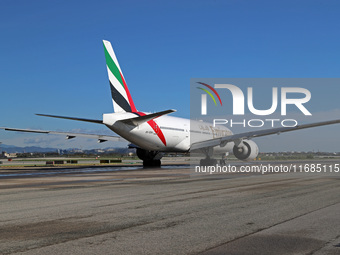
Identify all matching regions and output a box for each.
[233,140,259,161]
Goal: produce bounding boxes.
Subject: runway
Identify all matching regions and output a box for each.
[1,161,340,254]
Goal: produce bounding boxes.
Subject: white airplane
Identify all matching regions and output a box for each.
[1,40,340,167]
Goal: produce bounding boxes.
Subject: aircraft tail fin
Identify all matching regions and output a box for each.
[103,40,137,113]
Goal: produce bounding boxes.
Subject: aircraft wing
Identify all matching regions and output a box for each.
[190,119,340,151]
[0,127,125,143]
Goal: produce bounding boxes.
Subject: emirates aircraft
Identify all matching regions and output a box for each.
[2,41,340,166]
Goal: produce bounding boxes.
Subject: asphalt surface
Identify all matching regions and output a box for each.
[1,162,340,254]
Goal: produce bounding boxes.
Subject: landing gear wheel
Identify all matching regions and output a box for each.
[143,159,161,168]
[200,158,217,166]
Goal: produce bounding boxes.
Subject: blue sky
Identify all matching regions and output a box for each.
[0,0,339,151]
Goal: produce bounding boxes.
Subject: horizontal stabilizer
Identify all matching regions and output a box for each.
[119,109,176,126]
[36,114,103,124]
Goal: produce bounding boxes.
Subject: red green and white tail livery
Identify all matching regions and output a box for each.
[1,40,340,167]
[103,40,137,113]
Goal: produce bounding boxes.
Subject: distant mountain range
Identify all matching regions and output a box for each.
[0,144,130,154]
[0,144,60,153]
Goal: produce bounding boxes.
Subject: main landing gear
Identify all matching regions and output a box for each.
[200,157,217,166]
[199,148,228,166]
[199,147,217,166]
[136,148,163,168]
[143,159,161,167]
